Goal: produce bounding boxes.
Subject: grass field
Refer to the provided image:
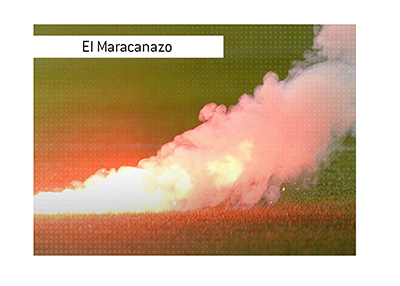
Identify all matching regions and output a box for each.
[34,135,355,255]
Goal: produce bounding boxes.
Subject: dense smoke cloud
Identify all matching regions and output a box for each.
[35,25,355,214]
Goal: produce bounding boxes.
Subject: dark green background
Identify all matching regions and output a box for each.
[34,25,315,193]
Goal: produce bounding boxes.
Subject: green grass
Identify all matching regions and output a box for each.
[279,135,355,205]
[34,136,355,255]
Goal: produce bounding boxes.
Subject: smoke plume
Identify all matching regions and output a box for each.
[34,25,355,214]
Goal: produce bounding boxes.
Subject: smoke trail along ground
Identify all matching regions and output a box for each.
[34,25,355,214]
